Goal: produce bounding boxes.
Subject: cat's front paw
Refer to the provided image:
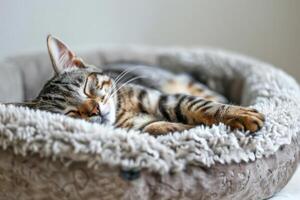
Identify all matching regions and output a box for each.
[224,107,265,133]
[143,121,194,135]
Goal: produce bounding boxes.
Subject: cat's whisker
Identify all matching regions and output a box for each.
[114,66,142,85]
[110,68,138,99]
[107,74,139,101]
[108,75,148,100]
[104,84,126,104]
[114,66,141,83]
[104,81,118,103]
[109,66,153,104]
[108,66,148,101]
[108,76,142,100]
[114,68,129,83]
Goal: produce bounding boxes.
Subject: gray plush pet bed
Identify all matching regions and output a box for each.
[0,47,299,200]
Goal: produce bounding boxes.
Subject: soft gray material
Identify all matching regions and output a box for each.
[0,62,23,102]
[0,46,299,200]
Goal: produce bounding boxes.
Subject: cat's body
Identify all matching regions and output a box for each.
[103,63,228,101]
[12,36,265,135]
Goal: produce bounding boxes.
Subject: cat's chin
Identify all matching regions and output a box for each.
[89,113,114,125]
[89,116,103,124]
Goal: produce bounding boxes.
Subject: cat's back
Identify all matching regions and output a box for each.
[102,63,177,90]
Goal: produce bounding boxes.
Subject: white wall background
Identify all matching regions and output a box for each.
[1,0,300,80]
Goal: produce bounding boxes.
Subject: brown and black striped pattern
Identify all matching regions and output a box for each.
[9,35,265,136]
[113,84,264,135]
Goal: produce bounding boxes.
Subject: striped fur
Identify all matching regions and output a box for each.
[114,85,264,134]
[10,36,265,135]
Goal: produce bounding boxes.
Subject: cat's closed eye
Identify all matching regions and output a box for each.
[65,99,101,119]
[66,110,80,118]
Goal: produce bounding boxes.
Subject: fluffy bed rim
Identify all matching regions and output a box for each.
[0,47,299,175]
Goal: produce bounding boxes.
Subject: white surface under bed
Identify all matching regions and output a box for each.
[272,168,300,200]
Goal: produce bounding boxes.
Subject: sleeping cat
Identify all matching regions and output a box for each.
[12,36,265,135]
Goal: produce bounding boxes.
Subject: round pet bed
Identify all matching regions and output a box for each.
[0,47,299,200]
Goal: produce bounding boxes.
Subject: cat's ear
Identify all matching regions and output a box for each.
[47,35,85,74]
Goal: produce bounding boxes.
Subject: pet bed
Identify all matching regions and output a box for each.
[0,47,299,200]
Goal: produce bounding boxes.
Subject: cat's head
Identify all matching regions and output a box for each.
[26,36,117,125]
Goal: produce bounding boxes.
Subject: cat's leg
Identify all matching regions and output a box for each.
[142,121,194,136]
[126,85,265,132]
[118,86,264,133]
[160,74,227,103]
[154,94,264,132]
[113,110,193,135]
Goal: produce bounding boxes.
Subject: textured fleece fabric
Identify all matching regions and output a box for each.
[0,46,299,200]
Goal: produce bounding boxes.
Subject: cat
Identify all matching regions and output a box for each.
[10,35,265,135]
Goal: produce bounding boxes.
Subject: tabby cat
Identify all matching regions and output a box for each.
[12,36,265,135]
